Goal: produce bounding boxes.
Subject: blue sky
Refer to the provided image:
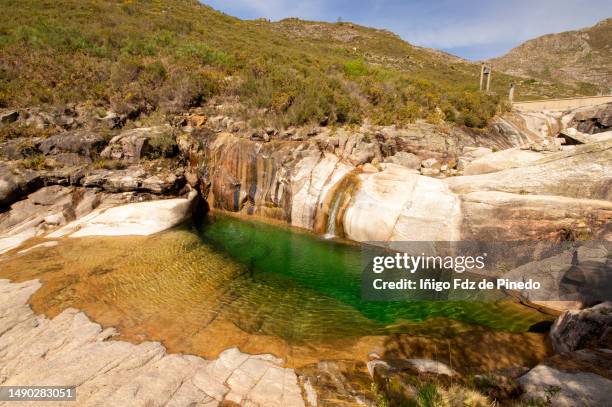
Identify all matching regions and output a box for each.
[201,1,612,60]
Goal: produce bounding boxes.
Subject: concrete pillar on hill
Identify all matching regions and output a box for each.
[480,64,492,92]
[479,64,485,91]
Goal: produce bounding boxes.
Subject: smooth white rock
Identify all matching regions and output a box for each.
[48,191,197,238]
[343,165,461,242]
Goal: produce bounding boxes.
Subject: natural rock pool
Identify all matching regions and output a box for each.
[0,213,552,368]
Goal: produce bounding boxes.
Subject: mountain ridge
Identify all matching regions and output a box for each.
[489,18,611,93]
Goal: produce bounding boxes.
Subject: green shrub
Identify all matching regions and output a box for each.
[343,59,369,77]
[416,383,442,407]
[147,130,177,159]
[0,124,56,142]
[20,154,46,169]
[176,42,234,67]
[92,159,126,170]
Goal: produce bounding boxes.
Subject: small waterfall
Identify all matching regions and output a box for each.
[325,191,344,238]
[321,173,359,238]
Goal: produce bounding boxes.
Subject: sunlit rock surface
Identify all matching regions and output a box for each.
[48,190,197,238]
[463,148,544,175]
[519,350,612,407]
[2,106,611,251]
[0,279,305,407]
[343,164,461,242]
[446,140,612,201]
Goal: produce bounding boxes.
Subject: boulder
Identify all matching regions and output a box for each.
[48,189,197,238]
[0,163,43,208]
[37,132,106,159]
[570,103,612,134]
[80,166,184,195]
[519,355,612,407]
[493,242,611,312]
[0,186,96,254]
[347,141,378,166]
[550,302,612,353]
[343,165,461,242]
[463,148,544,175]
[447,140,612,201]
[557,128,593,145]
[100,126,174,163]
[0,137,42,160]
[95,111,126,129]
[0,110,19,124]
[384,151,421,170]
[186,114,207,129]
[421,157,440,169]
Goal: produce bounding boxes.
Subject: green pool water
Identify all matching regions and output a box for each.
[197,213,548,342]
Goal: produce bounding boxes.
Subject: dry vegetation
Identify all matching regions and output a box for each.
[0,0,597,129]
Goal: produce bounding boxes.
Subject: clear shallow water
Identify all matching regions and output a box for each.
[1,213,549,353]
[196,213,548,340]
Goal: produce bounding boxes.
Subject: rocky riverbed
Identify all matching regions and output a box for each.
[0,276,610,406]
[0,279,305,407]
[1,102,611,406]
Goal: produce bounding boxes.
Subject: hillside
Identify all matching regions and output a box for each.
[489,18,612,93]
[0,0,596,130]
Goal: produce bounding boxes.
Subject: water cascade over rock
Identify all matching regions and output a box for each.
[180,130,611,243]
